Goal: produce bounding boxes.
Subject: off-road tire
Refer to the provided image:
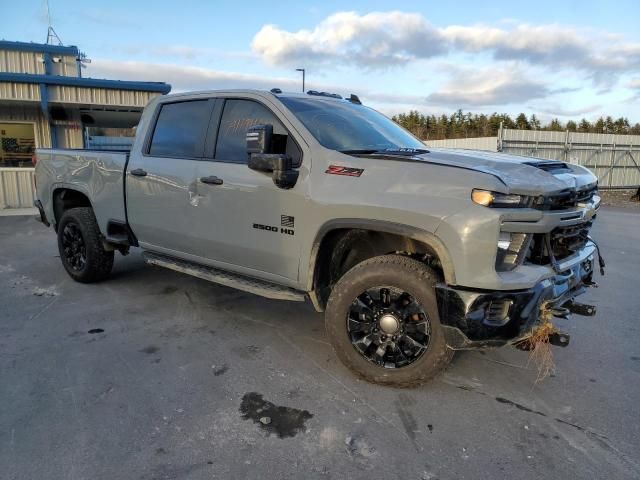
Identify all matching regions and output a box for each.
[57,207,114,283]
[325,254,453,387]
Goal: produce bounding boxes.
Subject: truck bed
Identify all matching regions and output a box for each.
[34,148,129,233]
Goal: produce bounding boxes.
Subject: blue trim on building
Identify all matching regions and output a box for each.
[0,72,171,94]
[37,82,57,148]
[0,40,79,56]
[43,52,52,75]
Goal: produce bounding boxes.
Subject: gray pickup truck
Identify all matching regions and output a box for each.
[34,89,603,386]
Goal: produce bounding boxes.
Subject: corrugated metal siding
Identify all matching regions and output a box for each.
[0,168,35,209]
[49,86,160,107]
[0,50,45,75]
[0,83,158,107]
[50,55,78,77]
[0,48,77,77]
[86,135,134,150]
[425,137,498,151]
[0,81,40,101]
[54,110,84,148]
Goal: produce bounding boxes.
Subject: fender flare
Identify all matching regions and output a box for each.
[306,218,456,291]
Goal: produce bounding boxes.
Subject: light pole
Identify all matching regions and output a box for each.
[296,68,305,92]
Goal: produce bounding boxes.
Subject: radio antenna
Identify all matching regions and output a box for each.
[45,0,63,45]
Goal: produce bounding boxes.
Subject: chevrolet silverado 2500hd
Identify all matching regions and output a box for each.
[34,89,603,386]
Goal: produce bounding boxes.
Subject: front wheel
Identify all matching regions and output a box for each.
[57,207,114,283]
[325,255,453,387]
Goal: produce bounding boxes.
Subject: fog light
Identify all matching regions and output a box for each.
[485,299,514,326]
[496,232,531,271]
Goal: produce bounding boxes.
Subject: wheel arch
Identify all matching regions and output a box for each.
[307,219,456,311]
[52,187,94,230]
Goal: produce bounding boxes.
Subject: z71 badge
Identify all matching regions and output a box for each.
[325,165,364,177]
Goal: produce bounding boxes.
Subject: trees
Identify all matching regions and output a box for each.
[578,118,591,132]
[516,113,530,130]
[391,110,639,140]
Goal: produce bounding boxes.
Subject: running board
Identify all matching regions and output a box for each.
[143,252,306,302]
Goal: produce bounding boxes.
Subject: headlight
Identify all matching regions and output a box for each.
[496,232,532,271]
[472,189,533,208]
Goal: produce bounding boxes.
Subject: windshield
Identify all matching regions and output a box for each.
[279,96,426,153]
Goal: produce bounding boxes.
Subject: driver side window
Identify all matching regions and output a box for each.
[214,99,301,166]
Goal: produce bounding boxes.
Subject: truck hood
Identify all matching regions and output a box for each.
[361,148,597,195]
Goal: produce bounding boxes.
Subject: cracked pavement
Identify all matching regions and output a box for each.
[1,207,639,479]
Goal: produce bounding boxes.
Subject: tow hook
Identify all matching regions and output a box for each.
[564,301,597,317]
[548,332,570,347]
[547,306,570,319]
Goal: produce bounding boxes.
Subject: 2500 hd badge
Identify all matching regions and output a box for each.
[253,215,295,236]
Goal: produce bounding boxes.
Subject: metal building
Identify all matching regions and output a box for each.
[0,40,171,208]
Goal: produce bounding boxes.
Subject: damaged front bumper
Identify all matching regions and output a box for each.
[436,242,599,350]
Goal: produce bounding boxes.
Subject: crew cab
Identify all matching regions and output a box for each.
[34,89,603,386]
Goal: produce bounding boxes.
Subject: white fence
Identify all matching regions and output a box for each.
[0,168,35,209]
[425,136,498,151]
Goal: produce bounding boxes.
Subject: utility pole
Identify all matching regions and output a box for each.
[296,68,305,93]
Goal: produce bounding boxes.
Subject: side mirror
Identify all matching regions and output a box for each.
[246,124,299,189]
[246,124,273,155]
[248,153,299,189]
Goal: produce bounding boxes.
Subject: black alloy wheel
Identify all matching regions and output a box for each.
[61,222,87,271]
[347,287,430,368]
[56,207,114,283]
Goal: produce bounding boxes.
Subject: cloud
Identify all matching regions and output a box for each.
[425,68,551,106]
[86,59,299,92]
[85,58,571,112]
[252,11,447,68]
[251,11,640,84]
[535,104,603,117]
[85,58,427,109]
[443,24,590,66]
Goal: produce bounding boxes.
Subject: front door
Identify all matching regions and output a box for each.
[188,97,306,284]
[126,98,214,254]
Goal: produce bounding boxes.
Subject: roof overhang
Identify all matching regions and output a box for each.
[0,40,79,56]
[0,72,171,94]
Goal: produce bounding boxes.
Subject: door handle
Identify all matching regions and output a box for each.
[130,168,147,177]
[200,176,223,185]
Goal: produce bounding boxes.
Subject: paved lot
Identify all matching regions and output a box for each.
[1,207,639,480]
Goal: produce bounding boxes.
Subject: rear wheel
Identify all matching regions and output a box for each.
[325,255,453,387]
[57,207,114,283]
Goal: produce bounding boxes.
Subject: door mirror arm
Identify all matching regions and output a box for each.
[248,153,299,189]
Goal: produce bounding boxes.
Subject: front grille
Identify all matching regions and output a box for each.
[536,185,598,211]
[527,221,592,265]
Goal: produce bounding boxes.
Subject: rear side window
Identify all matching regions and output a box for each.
[149,100,211,158]
[215,99,301,165]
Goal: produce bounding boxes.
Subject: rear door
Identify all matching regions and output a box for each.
[189,96,306,284]
[126,98,215,254]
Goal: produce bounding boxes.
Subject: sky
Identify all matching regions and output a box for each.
[3,0,640,122]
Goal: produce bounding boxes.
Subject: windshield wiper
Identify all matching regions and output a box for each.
[340,148,429,155]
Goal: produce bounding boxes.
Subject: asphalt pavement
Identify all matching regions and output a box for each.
[1,206,639,480]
